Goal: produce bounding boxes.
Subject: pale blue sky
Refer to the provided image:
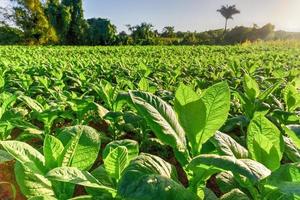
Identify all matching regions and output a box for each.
[2,0,300,32]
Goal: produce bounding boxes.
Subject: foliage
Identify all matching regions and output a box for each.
[0,44,299,199]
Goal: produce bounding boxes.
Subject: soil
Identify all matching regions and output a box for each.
[0,161,25,200]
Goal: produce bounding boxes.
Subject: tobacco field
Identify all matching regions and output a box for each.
[0,44,299,200]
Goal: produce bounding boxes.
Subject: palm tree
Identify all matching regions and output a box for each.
[217,5,240,32]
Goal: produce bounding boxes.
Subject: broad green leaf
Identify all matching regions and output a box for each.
[44,135,64,169]
[104,146,128,181]
[243,74,260,101]
[128,91,189,165]
[175,82,230,155]
[138,77,148,90]
[174,83,203,155]
[58,128,82,168]
[85,165,115,198]
[58,125,101,170]
[0,149,13,163]
[0,140,45,173]
[264,163,300,196]
[46,167,116,194]
[175,83,200,106]
[118,174,199,200]
[283,84,300,111]
[212,131,248,159]
[102,139,139,161]
[0,93,16,118]
[119,153,179,183]
[195,81,230,154]
[220,189,250,200]
[19,95,44,112]
[247,114,284,171]
[15,162,55,198]
[188,154,271,184]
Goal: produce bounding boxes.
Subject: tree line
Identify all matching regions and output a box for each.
[0,1,298,45]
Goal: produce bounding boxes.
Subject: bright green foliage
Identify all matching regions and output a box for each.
[263,163,300,199]
[243,74,260,101]
[175,82,230,155]
[12,0,58,44]
[0,45,298,199]
[188,154,271,184]
[128,90,189,165]
[247,114,284,171]
[104,146,128,181]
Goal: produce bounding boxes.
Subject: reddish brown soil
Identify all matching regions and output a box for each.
[0,161,25,200]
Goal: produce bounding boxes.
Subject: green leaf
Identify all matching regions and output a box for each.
[247,114,284,171]
[175,83,200,106]
[58,128,82,168]
[196,82,231,154]
[188,154,271,184]
[15,162,55,198]
[43,135,64,169]
[243,74,260,101]
[128,91,189,165]
[118,174,199,200]
[58,125,101,170]
[283,136,300,162]
[175,82,230,155]
[85,165,115,198]
[104,146,128,181]
[212,131,248,159]
[102,139,139,161]
[220,189,250,200]
[285,125,300,148]
[174,83,203,155]
[0,75,5,89]
[283,84,300,111]
[118,153,197,199]
[264,163,300,196]
[46,167,116,194]
[0,140,45,173]
[258,81,281,101]
[19,95,44,112]
[0,149,13,163]
[119,153,179,184]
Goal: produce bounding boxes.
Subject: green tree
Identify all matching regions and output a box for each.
[127,23,156,45]
[162,26,175,38]
[217,5,240,32]
[61,0,88,44]
[0,25,23,44]
[10,0,58,44]
[86,18,117,45]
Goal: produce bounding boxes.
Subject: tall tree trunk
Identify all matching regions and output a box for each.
[224,18,228,32]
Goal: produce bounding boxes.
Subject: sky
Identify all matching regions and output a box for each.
[1,0,300,32]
